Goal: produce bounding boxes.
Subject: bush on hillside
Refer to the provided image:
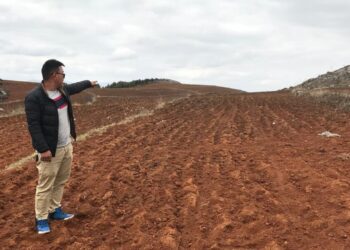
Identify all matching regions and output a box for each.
[105,78,173,88]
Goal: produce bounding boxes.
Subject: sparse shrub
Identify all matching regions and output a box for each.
[308,92,350,111]
[105,78,175,88]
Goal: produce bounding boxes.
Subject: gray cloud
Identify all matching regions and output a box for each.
[0,0,349,91]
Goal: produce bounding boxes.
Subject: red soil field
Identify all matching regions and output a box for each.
[0,80,38,101]
[1,82,350,249]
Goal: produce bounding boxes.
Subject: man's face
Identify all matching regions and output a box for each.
[53,66,65,88]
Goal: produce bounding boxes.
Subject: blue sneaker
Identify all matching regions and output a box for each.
[36,219,50,234]
[49,207,74,220]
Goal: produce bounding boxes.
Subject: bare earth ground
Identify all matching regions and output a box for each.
[1,82,350,249]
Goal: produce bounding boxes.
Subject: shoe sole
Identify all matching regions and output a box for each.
[63,214,74,220]
[49,214,75,221]
[38,230,50,234]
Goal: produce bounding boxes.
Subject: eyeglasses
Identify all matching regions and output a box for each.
[56,72,65,78]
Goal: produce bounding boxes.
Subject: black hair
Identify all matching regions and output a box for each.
[41,59,65,81]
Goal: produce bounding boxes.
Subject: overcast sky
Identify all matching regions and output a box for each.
[1,0,350,92]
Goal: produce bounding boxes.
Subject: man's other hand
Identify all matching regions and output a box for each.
[41,150,52,162]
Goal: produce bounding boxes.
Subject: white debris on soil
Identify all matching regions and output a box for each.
[0,108,4,112]
[337,153,350,161]
[318,131,340,137]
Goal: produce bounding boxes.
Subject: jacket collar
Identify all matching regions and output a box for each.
[40,81,68,99]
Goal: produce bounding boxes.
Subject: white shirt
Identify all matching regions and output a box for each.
[47,90,71,147]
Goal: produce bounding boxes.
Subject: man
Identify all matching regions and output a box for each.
[25,59,97,234]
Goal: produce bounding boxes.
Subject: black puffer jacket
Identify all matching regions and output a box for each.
[25,80,92,156]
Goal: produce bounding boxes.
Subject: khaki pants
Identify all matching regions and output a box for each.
[35,143,73,220]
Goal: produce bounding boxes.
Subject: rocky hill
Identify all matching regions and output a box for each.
[292,65,350,94]
[290,65,350,110]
